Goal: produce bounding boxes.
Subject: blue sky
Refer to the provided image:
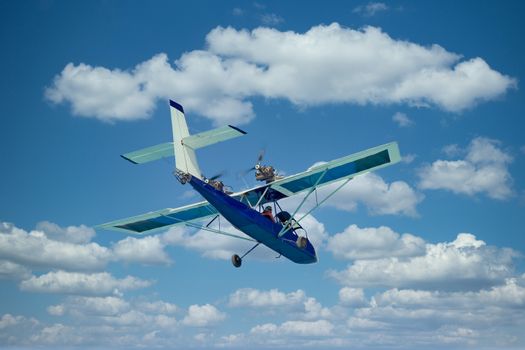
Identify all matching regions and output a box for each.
[1,0,524,348]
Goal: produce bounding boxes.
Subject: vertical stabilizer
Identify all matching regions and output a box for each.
[169,100,202,177]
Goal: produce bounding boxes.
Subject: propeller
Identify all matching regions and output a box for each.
[203,170,227,184]
[241,149,266,176]
[209,171,226,181]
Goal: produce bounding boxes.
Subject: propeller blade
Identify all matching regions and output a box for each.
[209,171,227,181]
[257,149,265,163]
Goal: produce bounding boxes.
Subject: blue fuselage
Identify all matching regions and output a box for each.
[188,176,317,264]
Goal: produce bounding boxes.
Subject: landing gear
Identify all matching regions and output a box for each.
[231,242,260,268]
[296,236,308,249]
[231,254,242,268]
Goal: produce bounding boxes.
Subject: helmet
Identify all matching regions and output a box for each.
[264,206,272,211]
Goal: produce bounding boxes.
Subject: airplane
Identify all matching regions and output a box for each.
[99,100,401,268]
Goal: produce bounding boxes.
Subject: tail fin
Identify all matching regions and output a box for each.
[120,100,246,177]
[169,100,202,177]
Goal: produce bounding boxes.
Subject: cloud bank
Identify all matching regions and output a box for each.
[45,24,516,125]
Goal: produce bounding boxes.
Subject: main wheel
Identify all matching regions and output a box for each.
[231,254,242,268]
[296,236,308,249]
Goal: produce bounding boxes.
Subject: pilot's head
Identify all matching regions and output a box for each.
[264,206,272,212]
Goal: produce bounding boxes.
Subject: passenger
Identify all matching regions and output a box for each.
[261,206,275,223]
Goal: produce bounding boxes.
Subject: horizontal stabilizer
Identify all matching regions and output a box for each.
[121,142,173,164]
[182,125,246,150]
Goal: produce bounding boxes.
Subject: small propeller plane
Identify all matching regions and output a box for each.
[99,100,401,267]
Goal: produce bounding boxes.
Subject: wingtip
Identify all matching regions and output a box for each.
[120,154,139,164]
[228,125,247,135]
[169,99,184,113]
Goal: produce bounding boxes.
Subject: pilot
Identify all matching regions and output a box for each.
[261,206,275,222]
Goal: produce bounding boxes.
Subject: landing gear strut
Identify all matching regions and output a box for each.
[231,242,260,268]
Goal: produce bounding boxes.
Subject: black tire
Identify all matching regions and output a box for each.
[231,254,242,268]
[296,236,308,249]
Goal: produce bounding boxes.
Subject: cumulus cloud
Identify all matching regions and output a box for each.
[418,137,514,199]
[324,173,423,216]
[260,13,284,26]
[339,287,368,307]
[353,2,389,17]
[46,24,516,125]
[228,288,331,320]
[344,277,525,347]
[48,296,130,317]
[229,288,305,308]
[0,222,111,271]
[35,221,96,244]
[113,236,172,265]
[392,112,414,127]
[19,271,152,295]
[251,319,334,337]
[327,224,426,260]
[330,233,518,291]
[0,260,31,280]
[182,304,226,327]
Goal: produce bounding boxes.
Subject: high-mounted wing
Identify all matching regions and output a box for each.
[101,142,399,234]
[234,142,400,205]
[271,141,400,196]
[98,201,217,234]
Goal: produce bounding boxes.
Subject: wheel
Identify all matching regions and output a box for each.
[231,254,242,268]
[296,236,308,249]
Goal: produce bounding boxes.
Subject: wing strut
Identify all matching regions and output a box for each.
[277,174,352,238]
[159,214,256,242]
[277,169,327,238]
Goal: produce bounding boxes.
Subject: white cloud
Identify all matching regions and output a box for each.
[19,271,152,295]
[330,233,517,291]
[113,236,171,265]
[353,2,389,17]
[228,288,305,308]
[0,314,28,329]
[401,153,417,164]
[0,221,176,276]
[251,319,334,337]
[339,287,368,307]
[442,143,461,157]
[49,296,130,317]
[0,222,111,271]
[46,24,516,125]
[0,260,31,280]
[326,173,423,217]
[344,276,525,347]
[182,304,226,327]
[418,137,513,199]
[260,13,284,26]
[136,301,178,315]
[392,112,414,127]
[35,221,95,244]
[228,288,331,320]
[327,224,426,260]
